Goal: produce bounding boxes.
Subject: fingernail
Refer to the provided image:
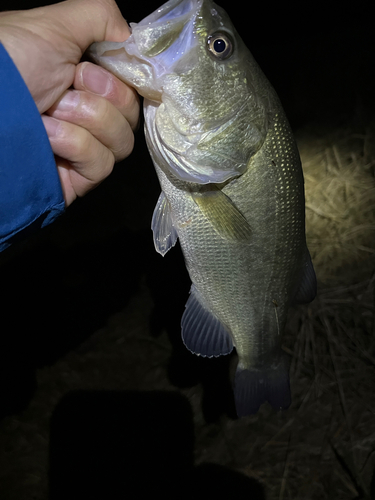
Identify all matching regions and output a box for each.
[57,90,80,110]
[41,115,61,137]
[81,62,112,95]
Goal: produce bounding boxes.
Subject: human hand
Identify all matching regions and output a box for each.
[0,0,139,206]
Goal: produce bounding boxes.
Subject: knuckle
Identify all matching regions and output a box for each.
[97,147,115,180]
[79,92,109,125]
[78,130,93,159]
[64,125,93,161]
[112,128,135,162]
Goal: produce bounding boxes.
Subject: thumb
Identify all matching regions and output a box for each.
[0,0,131,111]
[40,0,131,53]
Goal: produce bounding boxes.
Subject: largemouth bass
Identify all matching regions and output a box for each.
[89,0,316,416]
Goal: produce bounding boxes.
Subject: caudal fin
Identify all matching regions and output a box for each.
[234,361,291,417]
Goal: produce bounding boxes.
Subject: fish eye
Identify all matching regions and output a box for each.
[207,32,233,60]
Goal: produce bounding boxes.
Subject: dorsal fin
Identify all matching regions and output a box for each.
[181,285,233,357]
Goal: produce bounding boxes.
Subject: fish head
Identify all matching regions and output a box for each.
[89,0,273,183]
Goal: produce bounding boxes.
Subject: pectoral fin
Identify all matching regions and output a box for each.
[191,188,252,242]
[181,285,233,357]
[151,192,178,256]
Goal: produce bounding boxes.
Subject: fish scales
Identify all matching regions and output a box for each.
[88,0,316,416]
[157,112,304,361]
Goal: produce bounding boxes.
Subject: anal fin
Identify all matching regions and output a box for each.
[181,285,233,357]
[234,359,291,417]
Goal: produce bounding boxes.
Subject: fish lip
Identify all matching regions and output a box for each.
[121,0,204,89]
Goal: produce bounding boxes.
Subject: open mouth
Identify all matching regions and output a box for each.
[130,0,201,60]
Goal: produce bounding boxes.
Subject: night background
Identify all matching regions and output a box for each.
[0,0,375,498]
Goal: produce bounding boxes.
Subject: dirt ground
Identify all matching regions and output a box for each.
[1,1,375,499]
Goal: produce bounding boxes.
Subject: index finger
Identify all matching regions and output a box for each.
[74,61,140,131]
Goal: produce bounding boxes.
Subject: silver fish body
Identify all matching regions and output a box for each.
[89,0,316,416]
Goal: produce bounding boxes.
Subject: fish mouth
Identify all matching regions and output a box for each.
[88,0,209,100]
[129,0,202,62]
[111,0,205,100]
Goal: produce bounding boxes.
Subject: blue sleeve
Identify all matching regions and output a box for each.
[0,43,65,252]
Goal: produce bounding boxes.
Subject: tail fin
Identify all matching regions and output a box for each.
[234,361,291,417]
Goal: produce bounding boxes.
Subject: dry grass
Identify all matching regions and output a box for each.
[300,126,375,286]
[271,124,375,498]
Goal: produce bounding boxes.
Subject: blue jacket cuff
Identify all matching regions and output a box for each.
[0,43,65,252]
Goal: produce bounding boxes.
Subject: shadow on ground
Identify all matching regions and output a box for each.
[49,390,265,500]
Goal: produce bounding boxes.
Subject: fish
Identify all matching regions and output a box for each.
[88,0,317,417]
